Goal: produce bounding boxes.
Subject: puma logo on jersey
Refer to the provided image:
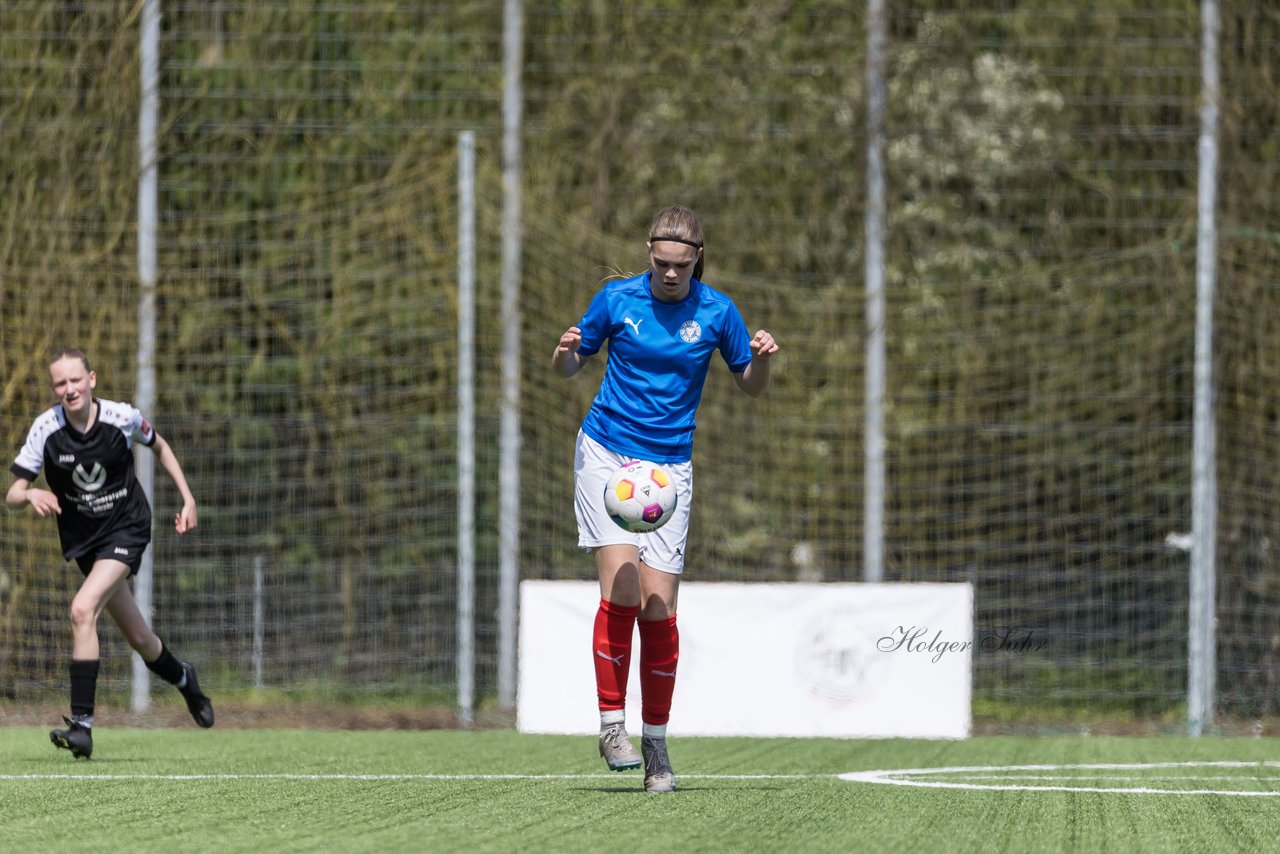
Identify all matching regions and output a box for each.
[623,317,643,335]
[72,462,107,492]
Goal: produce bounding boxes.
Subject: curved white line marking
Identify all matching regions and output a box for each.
[839,761,1280,796]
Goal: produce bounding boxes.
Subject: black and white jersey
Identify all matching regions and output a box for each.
[10,398,157,560]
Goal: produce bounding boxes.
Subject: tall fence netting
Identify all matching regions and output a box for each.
[1,1,1278,726]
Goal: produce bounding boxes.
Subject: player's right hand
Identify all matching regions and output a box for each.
[26,488,61,517]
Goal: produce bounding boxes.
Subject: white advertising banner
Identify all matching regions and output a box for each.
[518,580,972,739]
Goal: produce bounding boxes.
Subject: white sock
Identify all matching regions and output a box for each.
[642,722,667,740]
[600,709,625,729]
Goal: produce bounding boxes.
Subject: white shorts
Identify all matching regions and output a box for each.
[574,431,693,575]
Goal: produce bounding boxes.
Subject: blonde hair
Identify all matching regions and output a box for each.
[648,206,705,281]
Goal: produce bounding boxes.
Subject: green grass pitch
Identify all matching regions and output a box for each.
[2,727,1277,852]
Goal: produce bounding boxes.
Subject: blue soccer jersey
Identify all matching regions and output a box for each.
[577,272,753,463]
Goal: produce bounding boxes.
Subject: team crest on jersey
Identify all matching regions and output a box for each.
[73,462,107,492]
[679,320,702,343]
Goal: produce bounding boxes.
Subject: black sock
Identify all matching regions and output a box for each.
[69,659,99,720]
[145,643,186,686]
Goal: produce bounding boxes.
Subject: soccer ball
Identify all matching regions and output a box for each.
[603,460,678,533]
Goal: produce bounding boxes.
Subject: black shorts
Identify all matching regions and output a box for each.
[72,537,150,577]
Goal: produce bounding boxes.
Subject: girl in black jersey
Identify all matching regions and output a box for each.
[6,349,214,759]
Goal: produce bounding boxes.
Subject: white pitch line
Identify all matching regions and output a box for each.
[839,762,1280,797]
[17,762,1280,796]
[0,772,815,782]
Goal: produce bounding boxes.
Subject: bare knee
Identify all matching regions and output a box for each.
[68,600,97,633]
[597,546,643,605]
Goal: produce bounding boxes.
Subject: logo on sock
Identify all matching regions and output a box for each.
[596,650,625,666]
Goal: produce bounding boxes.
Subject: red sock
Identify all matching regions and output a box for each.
[593,599,639,711]
[638,615,679,726]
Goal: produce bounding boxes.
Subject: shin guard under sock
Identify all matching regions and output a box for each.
[593,599,639,711]
[144,642,186,685]
[638,614,679,726]
[69,659,100,720]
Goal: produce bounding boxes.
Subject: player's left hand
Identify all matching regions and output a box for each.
[750,329,778,358]
[175,502,198,534]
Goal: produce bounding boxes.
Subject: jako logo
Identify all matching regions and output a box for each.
[72,462,107,492]
[114,547,130,556]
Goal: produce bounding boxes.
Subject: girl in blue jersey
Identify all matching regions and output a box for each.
[6,349,214,759]
[552,206,778,793]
